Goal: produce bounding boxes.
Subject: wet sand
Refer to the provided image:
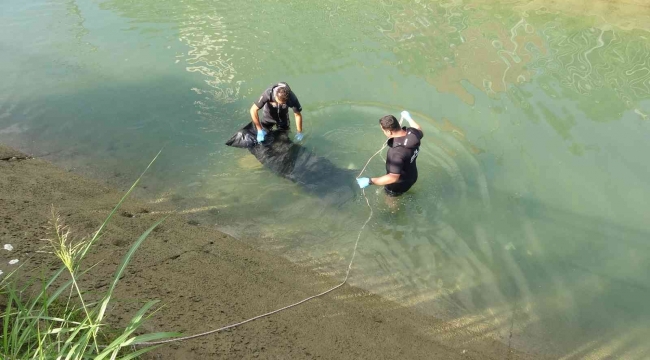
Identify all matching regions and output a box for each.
[0,144,546,359]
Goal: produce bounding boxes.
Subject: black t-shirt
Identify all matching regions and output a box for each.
[254,82,302,130]
[385,127,423,193]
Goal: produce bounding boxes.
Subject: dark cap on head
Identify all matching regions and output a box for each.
[379,115,400,131]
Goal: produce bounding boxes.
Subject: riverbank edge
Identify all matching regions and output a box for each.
[0,144,544,359]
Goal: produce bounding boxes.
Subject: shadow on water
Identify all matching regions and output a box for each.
[0,70,249,192]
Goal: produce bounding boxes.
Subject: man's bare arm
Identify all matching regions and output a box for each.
[294,111,303,133]
[370,173,400,186]
[406,117,422,131]
[401,111,423,134]
[250,104,262,131]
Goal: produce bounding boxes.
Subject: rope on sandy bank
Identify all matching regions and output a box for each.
[138,127,392,347]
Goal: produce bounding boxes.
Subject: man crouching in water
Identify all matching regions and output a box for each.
[356,111,423,197]
[249,82,304,143]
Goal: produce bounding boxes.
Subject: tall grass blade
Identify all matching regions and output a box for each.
[1,150,170,360]
[116,345,162,360]
[96,217,167,325]
[2,290,13,354]
[96,301,161,359]
[79,149,162,261]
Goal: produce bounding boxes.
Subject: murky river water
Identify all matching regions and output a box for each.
[2,0,650,357]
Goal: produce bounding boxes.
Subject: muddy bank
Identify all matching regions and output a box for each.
[0,144,545,359]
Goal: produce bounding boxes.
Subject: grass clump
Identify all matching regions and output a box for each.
[0,151,179,359]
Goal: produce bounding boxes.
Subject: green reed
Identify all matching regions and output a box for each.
[0,150,179,359]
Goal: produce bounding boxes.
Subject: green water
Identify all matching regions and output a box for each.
[2,0,650,357]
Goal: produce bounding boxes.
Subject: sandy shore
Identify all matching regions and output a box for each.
[0,144,545,359]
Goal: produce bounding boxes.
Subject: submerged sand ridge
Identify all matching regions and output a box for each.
[0,144,544,359]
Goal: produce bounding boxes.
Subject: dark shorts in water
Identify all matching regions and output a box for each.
[384,187,404,197]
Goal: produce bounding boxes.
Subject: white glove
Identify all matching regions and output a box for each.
[400,111,413,124]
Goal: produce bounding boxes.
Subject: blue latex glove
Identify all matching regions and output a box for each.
[356,177,371,189]
[256,128,267,143]
[294,132,304,142]
[400,110,413,121]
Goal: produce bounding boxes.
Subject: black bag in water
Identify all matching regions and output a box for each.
[225,122,258,148]
[225,121,358,206]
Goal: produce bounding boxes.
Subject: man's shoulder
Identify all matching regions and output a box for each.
[387,146,409,157]
[288,91,301,111]
[407,127,423,138]
[255,86,273,105]
[289,93,300,106]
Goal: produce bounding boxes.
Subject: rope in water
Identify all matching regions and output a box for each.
[138,138,390,346]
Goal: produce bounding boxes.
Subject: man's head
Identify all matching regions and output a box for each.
[275,86,290,105]
[379,115,401,137]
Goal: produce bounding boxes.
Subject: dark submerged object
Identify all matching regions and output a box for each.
[226,122,357,206]
[225,122,259,149]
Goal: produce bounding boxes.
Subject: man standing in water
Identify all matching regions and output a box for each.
[250,82,304,143]
[356,111,423,196]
